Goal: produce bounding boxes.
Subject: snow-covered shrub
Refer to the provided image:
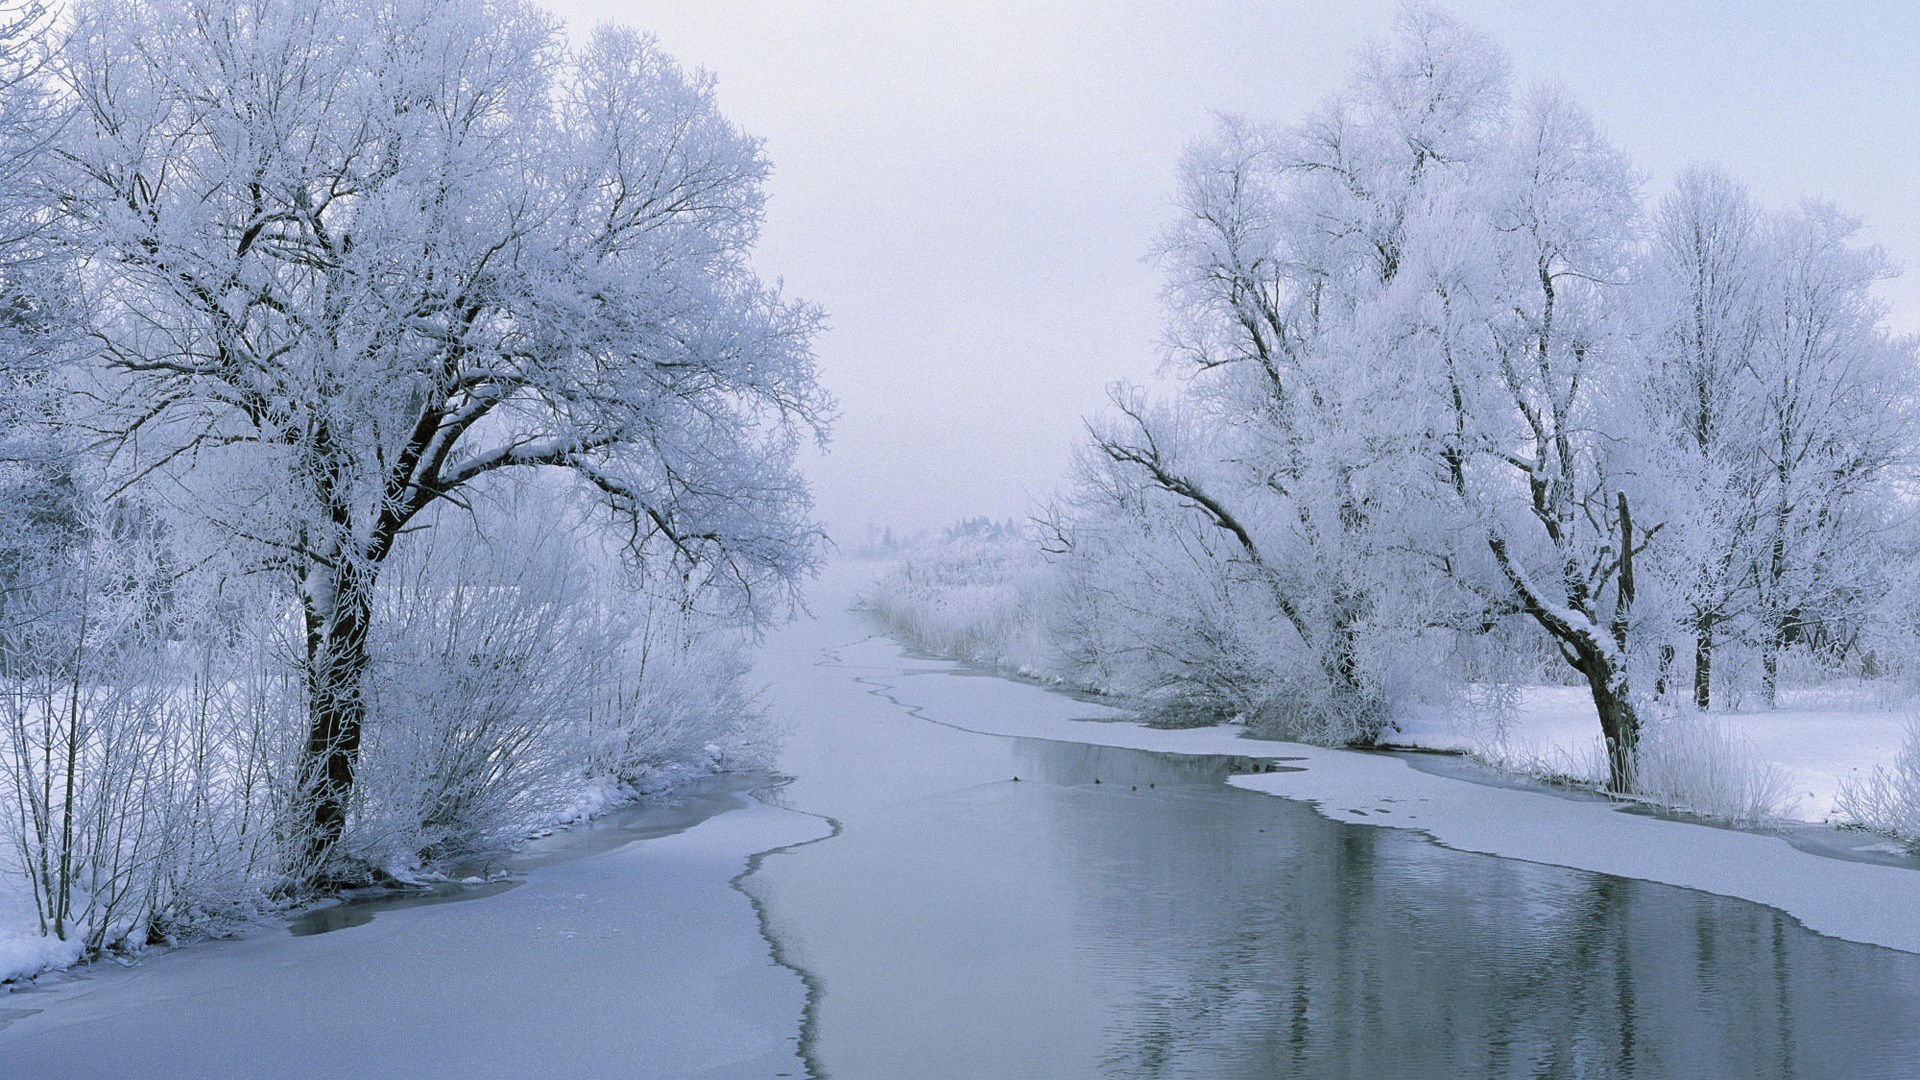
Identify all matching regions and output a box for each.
[346,503,773,874]
[1048,518,1277,722]
[864,510,1397,743]
[1454,707,1789,823]
[0,643,173,952]
[1473,736,1609,788]
[1632,714,1792,824]
[0,511,162,952]
[1836,719,1920,847]
[0,511,296,955]
[142,620,307,935]
[1237,667,1387,745]
[351,559,601,870]
[579,611,768,791]
[1052,494,1401,743]
[1380,627,1526,748]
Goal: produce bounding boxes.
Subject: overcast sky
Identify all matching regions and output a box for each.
[544,1,1920,543]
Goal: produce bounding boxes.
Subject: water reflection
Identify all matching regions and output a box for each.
[1011,739,1301,788]
[1039,738,1920,1079]
[757,731,1920,1079]
[286,879,521,936]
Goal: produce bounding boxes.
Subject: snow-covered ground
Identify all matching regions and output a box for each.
[1392,684,1912,824]
[825,605,1920,956]
[0,765,742,988]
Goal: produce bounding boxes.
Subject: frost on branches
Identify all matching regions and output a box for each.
[894,9,1914,798]
[50,0,828,877]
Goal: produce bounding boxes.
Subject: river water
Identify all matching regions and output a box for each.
[746,582,1920,1079]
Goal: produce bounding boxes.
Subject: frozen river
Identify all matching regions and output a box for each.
[7,565,1920,1077]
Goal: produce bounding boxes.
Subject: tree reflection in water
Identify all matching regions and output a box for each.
[752,724,1920,1079]
[1022,738,1920,1079]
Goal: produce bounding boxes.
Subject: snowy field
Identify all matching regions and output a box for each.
[1391,685,1912,825]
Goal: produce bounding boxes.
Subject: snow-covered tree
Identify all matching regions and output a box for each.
[841,6,1919,804]
[53,0,828,874]
[0,0,84,657]
[0,0,54,304]
[1639,166,1766,709]
[1743,202,1913,702]
[1039,7,1918,791]
[1419,87,1650,790]
[1056,10,1514,740]
[1637,173,1913,709]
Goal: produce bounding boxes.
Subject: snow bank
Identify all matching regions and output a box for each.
[0,929,84,986]
[0,886,83,985]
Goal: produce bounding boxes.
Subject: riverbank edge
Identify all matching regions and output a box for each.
[836,627,1920,956]
[0,765,778,990]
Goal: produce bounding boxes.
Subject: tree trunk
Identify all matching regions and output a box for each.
[1323,588,1387,744]
[1595,491,1642,792]
[298,573,372,877]
[1692,623,1714,711]
[1760,631,1780,709]
[1583,657,1641,794]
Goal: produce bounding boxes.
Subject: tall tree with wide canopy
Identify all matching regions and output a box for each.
[1419,87,1651,791]
[54,0,828,874]
[1079,9,1511,737]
